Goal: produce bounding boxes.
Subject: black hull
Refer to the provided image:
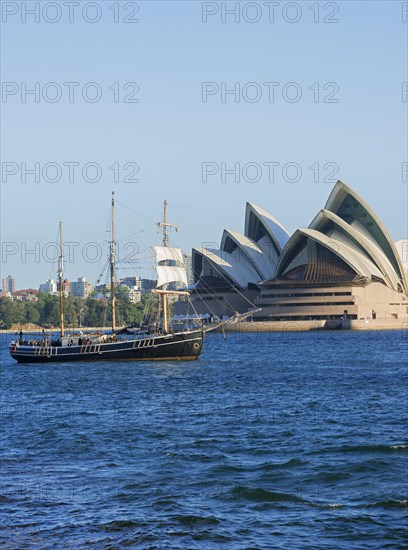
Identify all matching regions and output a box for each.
[10,331,203,364]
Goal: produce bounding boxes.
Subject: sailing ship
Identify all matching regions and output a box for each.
[9,194,204,363]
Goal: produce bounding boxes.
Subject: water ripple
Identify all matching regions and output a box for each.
[1,331,407,548]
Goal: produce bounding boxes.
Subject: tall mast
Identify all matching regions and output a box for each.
[58,219,64,337]
[110,191,116,332]
[153,201,190,332]
[162,199,168,246]
[161,200,168,333]
[157,199,178,333]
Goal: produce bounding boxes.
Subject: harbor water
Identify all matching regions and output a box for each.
[1,330,407,548]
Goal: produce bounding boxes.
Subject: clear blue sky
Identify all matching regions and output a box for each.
[1,1,407,288]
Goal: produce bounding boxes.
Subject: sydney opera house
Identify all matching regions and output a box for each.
[176,181,408,329]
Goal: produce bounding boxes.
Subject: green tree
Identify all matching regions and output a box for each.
[40,295,60,327]
[0,291,161,330]
[83,298,108,327]
[0,297,18,329]
[64,297,80,327]
[25,302,40,325]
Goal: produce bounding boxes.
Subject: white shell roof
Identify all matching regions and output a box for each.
[220,229,274,280]
[190,181,405,294]
[245,203,290,251]
[325,180,407,292]
[310,209,401,292]
[193,247,261,288]
[276,228,386,283]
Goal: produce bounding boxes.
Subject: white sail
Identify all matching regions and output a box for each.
[156,266,188,288]
[154,246,184,264]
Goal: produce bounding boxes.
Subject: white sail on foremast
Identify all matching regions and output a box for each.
[154,245,188,288]
[154,246,184,264]
[156,265,188,288]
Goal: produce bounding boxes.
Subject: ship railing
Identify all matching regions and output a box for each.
[80,343,101,354]
[132,338,154,349]
[34,344,53,356]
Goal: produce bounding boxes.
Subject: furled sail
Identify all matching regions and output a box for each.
[156,266,188,288]
[154,246,183,264]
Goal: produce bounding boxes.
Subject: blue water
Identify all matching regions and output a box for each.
[1,330,407,548]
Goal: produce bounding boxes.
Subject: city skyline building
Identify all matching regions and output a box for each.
[184,253,194,286]
[2,275,16,294]
[39,278,58,295]
[70,277,93,299]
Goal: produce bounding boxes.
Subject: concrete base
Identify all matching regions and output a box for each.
[340,319,408,330]
[220,318,408,332]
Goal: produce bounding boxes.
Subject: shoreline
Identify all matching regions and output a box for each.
[219,319,408,332]
[2,319,407,334]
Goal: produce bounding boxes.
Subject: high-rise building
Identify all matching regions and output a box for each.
[70,277,93,298]
[120,276,141,290]
[39,278,58,294]
[57,278,70,296]
[140,279,156,294]
[2,275,16,294]
[183,252,194,286]
[120,285,141,304]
